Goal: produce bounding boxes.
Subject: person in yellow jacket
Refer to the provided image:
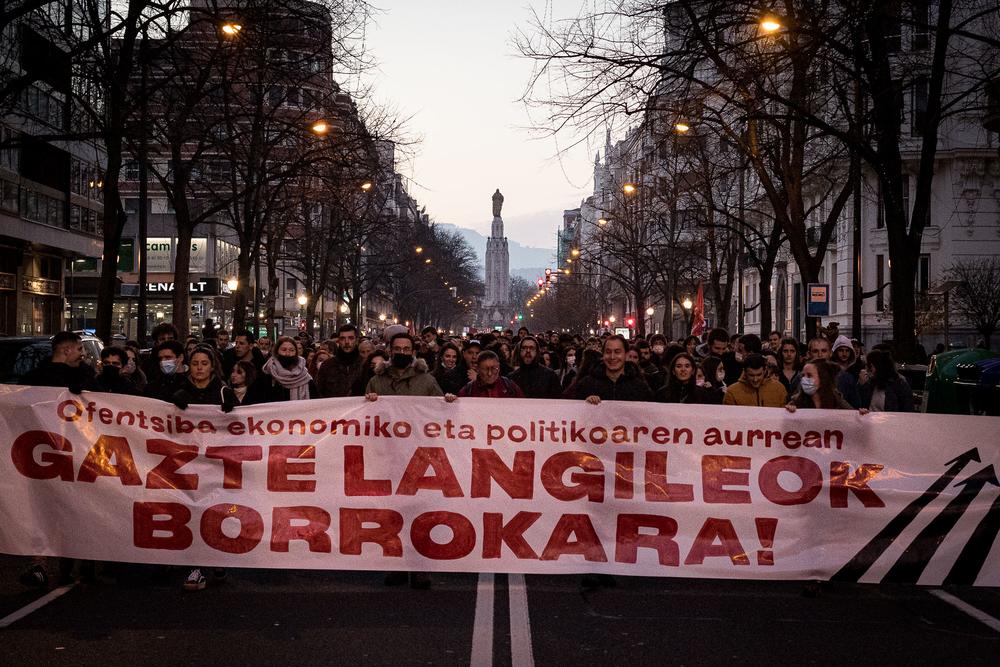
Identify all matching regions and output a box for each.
[723,353,788,408]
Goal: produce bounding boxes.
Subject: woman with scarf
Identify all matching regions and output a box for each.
[657,352,722,404]
[245,336,317,404]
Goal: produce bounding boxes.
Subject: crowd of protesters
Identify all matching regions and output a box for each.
[18,318,917,591]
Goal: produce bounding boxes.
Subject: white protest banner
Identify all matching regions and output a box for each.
[0,386,997,585]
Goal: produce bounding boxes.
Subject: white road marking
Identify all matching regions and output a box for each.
[508,573,535,667]
[471,573,494,667]
[929,589,1000,633]
[0,584,75,629]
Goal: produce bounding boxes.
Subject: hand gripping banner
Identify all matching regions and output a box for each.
[1,386,998,585]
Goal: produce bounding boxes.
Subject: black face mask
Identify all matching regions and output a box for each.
[391,353,412,369]
[277,354,298,369]
[101,366,120,380]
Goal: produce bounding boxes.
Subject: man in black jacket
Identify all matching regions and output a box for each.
[143,340,188,402]
[317,324,365,397]
[87,347,139,395]
[574,335,652,403]
[222,329,265,377]
[21,330,94,391]
[509,336,562,398]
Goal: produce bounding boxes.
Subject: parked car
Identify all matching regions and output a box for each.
[923,348,1000,414]
[0,335,104,384]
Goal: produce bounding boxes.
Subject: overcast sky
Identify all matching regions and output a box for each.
[359,1,594,249]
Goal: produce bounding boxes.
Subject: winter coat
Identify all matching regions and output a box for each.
[365,358,444,397]
[458,376,524,398]
[831,335,862,407]
[244,371,318,404]
[170,375,237,411]
[316,350,365,398]
[85,369,140,395]
[21,360,95,392]
[509,362,562,399]
[438,366,471,395]
[778,368,801,397]
[657,379,723,405]
[222,346,266,377]
[573,362,653,402]
[723,374,788,408]
[859,375,914,412]
[143,372,188,403]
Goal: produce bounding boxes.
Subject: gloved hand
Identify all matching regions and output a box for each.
[221,393,235,413]
[170,390,191,410]
[68,382,84,395]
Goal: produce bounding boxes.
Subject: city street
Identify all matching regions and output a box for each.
[1,556,997,665]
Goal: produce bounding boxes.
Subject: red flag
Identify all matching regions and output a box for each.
[690,282,706,337]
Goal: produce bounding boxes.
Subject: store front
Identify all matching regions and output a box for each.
[65,275,234,341]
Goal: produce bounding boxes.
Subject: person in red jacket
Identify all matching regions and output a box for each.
[449,350,524,399]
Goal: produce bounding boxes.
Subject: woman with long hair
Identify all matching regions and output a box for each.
[228,360,257,405]
[432,342,463,394]
[561,348,601,399]
[557,346,579,390]
[245,336,317,404]
[859,349,914,412]
[777,337,803,397]
[657,352,722,404]
[786,360,868,413]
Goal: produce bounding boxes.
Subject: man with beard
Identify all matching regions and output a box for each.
[316,324,365,397]
[509,336,562,398]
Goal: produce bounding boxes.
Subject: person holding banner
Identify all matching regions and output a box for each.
[246,336,318,404]
[573,334,652,404]
[723,354,788,408]
[365,332,444,589]
[454,350,523,399]
[143,340,187,403]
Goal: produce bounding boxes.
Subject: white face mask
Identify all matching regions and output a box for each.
[800,377,818,396]
[160,359,177,375]
[652,345,665,355]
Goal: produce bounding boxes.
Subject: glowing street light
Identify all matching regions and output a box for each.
[622,183,637,195]
[220,22,242,36]
[226,278,239,292]
[297,295,308,306]
[311,120,330,135]
[415,246,423,253]
[609,315,617,323]
[378,313,387,322]
[360,181,373,192]
[760,17,782,32]
[674,122,691,134]
[571,248,580,257]
[683,297,694,310]
[598,218,609,226]
[339,303,350,314]
[646,307,655,316]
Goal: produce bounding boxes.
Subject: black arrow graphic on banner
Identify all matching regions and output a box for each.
[883,464,998,584]
[832,448,980,583]
[943,488,1000,586]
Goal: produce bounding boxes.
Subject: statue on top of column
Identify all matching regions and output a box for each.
[492,189,504,218]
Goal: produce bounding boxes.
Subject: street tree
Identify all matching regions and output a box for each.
[947,257,1000,348]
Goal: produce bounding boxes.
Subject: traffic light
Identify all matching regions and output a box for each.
[626,317,635,327]
[517,313,523,321]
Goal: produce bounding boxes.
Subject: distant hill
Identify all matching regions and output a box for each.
[437,223,556,275]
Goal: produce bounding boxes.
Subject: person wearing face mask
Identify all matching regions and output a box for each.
[786,360,868,415]
[698,356,728,395]
[657,352,721,404]
[723,353,788,408]
[143,340,188,402]
[121,344,147,392]
[648,334,669,365]
[364,333,444,401]
[245,336,317,404]
[87,347,140,395]
[558,346,579,389]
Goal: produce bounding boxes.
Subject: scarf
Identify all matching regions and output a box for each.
[263,356,312,401]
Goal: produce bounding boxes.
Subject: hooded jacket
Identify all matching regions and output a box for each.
[723,373,788,408]
[830,335,862,407]
[365,358,444,397]
[573,361,653,402]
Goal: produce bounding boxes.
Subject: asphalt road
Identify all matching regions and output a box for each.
[1,556,997,666]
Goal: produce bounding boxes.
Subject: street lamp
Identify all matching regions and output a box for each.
[760,17,782,32]
[310,120,330,135]
[415,246,423,254]
[297,295,308,307]
[220,22,242,36]
[609,315,617,323]
[361,181,373,192]
[683,297,693,310]
[571,248,580,257]
[226,278,238,292]
[339,303,349,314]
[622,183,637,195]
[646,307,655,316]
[674,122,691,134]
[378,313,387,322]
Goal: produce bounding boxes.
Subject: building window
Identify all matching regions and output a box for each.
[123,160,139,181]
[0,126,17,170]
[901,173,910,221]
[830,262,838,314]
[912,0,930,50]
[876,255,885,310]
[286,276,297,292]
[1,180,17,212]
[917,254,930,294]
[876,183,885,229]
[911,76,929,137]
